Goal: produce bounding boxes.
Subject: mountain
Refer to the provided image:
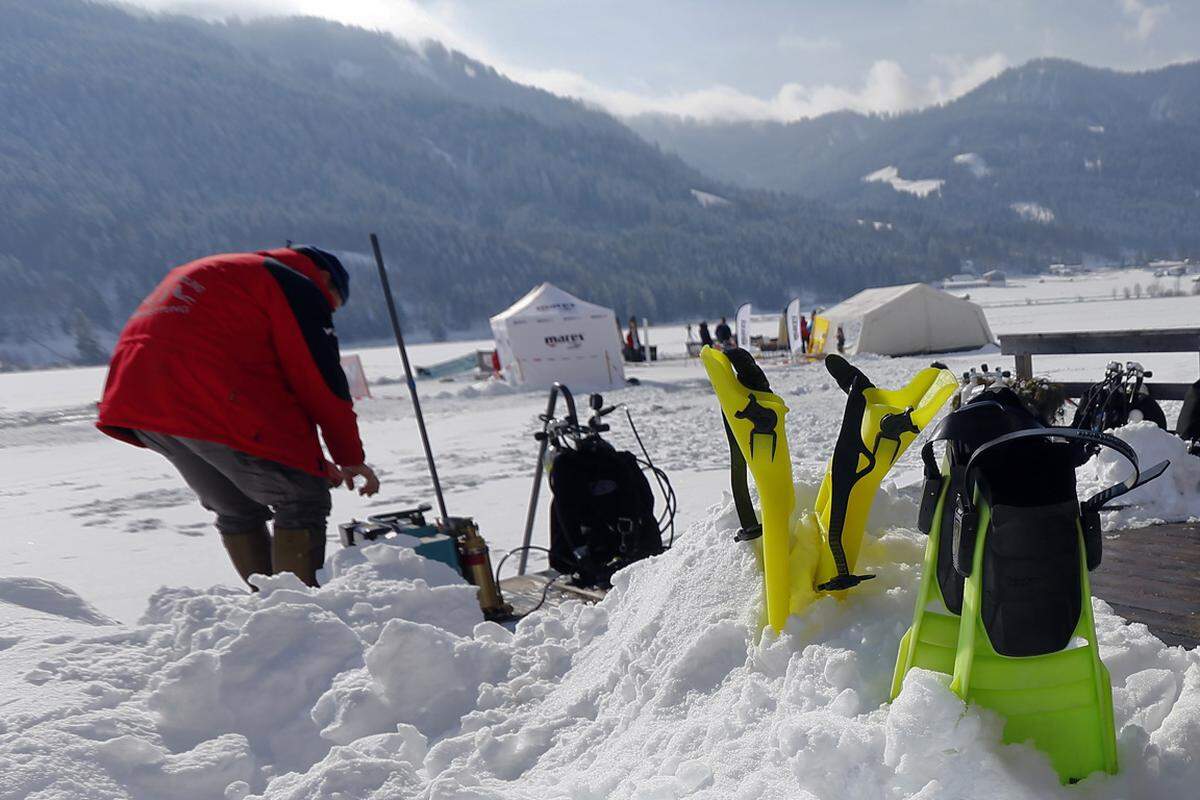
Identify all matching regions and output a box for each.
[3,0,1001,366]
[628,59,1200,254]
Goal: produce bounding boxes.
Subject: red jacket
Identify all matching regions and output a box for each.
[97,249,364,476]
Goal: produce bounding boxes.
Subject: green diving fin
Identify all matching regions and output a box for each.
[892,387,1170,782]
[701,346,795,632]
[810,355,956,594]
[890,395,1038,694]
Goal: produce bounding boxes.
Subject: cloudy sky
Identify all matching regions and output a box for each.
[126,1,1197,121]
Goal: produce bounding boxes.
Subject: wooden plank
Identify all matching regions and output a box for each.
[1100,540,1200,573]
[1097,563,1200,589]
[1000,328,1200,356]
[1089,522,1200,648]
[1014,352,1033,381]
[1091,579,1200,616]
[499,570,606,618]
[1100,604,1199,649]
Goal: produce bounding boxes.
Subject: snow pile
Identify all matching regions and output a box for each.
[952,152,991,177]
[1079,420,1200,529]
[1010,201,1056,223]
[3,481,1200,798]
[0,544,484,799]
[862,166,944,198]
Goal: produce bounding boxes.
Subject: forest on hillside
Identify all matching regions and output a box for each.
[0,2,1154,365]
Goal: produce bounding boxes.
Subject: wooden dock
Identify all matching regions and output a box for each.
[1091,522,1200,649]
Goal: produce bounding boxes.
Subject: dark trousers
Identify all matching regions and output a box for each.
[135,431,331,533]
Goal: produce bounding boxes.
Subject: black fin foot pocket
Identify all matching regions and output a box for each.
[724,348,771,392]
[824,353,874,394]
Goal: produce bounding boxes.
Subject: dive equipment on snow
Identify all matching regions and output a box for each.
[452,517,512,620]
[892,388,1169,782]
[340,508,513,620]
[522,384,672,589]
[1073,360,1167,434]
[701,346,794,631]
[340,505,460,572]
[812,355,956,593]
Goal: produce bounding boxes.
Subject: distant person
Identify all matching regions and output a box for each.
[686,323,695,342]
[799,315,809,353]
[699,321,713,347]
[625,315,645,362]
[836,325,846,354]
[714,316,733,348]
[96,246,380,590]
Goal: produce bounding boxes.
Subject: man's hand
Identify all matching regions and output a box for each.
[339,463,380,496]
[323,459,345,487]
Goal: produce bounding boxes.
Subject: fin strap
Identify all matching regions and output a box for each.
[821,372,877,588]
[956,428,1169,575]
[723,416,761,542]
[916,439,946,534]
[961,428,1150,516]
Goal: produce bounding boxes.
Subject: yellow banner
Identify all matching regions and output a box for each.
[808,315,830,355]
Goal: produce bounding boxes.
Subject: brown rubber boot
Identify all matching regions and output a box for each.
[272,527,321,587]
[220,525,273,591]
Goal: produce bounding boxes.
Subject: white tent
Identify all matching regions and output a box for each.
[489,283,625,389]
[822,283,994,356]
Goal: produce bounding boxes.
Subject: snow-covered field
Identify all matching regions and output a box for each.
[1,267,1198,798]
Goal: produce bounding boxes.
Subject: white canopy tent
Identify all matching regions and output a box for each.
[490,283,625,389]
[822,283,994,356]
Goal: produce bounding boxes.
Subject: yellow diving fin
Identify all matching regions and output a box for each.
[700,346,794,632]
[811,355,957,593]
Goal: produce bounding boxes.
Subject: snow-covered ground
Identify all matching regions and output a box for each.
[1,267,1199,798]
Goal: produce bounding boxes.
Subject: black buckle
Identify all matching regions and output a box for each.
[952,502,979,577]
[917,475,944,535]
[734,524,763,542]
[817,572,876,592]
[1081,509,1102,571]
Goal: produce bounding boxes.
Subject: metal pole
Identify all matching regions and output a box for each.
[369,233,449,522]
[517,383,574,575]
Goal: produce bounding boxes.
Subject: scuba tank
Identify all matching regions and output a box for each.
[447,517,512,621]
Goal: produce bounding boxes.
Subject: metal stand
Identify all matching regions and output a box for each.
[517,382,576,575]
[369,233,449,522]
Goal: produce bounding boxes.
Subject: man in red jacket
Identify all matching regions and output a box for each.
[97,245,379,589]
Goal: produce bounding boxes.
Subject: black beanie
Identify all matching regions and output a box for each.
[292,245,350,304]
